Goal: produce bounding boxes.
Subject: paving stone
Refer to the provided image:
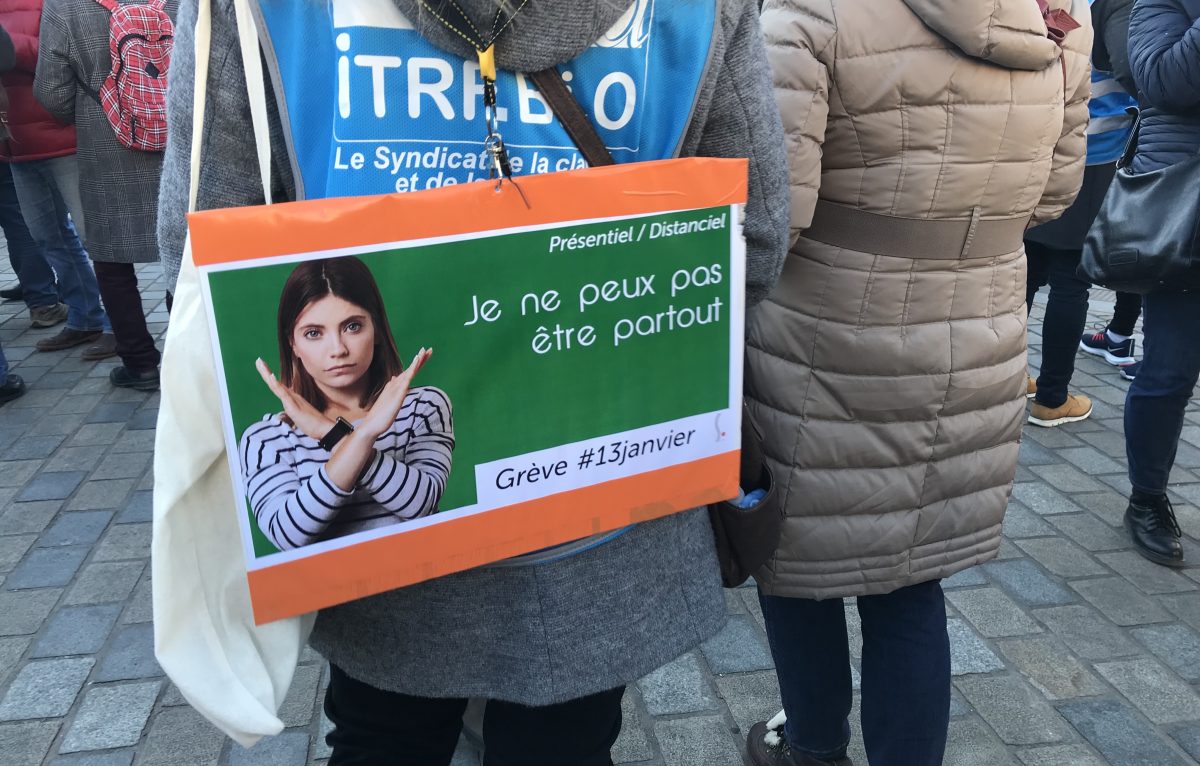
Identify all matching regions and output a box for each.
[1096,551,1196,594]
[700,615,774,674]
[66,479,135,511]
[947,618,1006,676]
[1130,623,1200,682]
[1045,514,1127,552]
[138,706,229,766]
[653,716,742,766]
[1011,484,1083,515]
[944,566,988,588]
[1034,605,1139,660]
[713,670,781,737]
[92,523,150,562]
[637,652,719,716]
[0,720,60,766]
[1001,505,1057,539]
[63,562,144,605]
[1057,698,1190,766]
[0,588,61,635]
[1025,427,1084,450]
[612,691,653,764]
[1013,538,1108,578]
[1159,592,1200,632]
[84,402,140,425]
[0,636,29,685]
[995,636,1106,700]
[1094,657,1200,723]
[1167,722,1200,762]
[450,739,480,766]
[229,731,310,766]
[1079,430,1127,459]
[49,752,135,766]
[37,512,113,547]
[51,394,105,415]
[1017,745,1107,766]
[3,434,66,460]
[60,681,161,753]
[1072,492,1129,527]
[32,604,122,657]
[43,446,104,474]
[947,588,1042,637]
[90,452,151,482]
[312,709,333,760]
[16,471,85,502]
[1019,440,1059,466]
[95,623,160,681]
[1070,577,1172,626]
[67,423,125,448]
[1058,447,1124,475]
[121,578,152,624]
[127,409,159,431]
[955,675,1072,745]
[278,663,321,728]
[0,534,36,573]
[4,545,88,589]
[115,491,152,524]
[943,717,1018,766]
[983,559,1076,607]
[109,429,155,454]
[0,657,93,720]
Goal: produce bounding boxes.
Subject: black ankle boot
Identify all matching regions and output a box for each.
[747,721,854,766]
[1125,494,1185,568]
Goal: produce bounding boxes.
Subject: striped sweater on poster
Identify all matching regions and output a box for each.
[239,386,454,551]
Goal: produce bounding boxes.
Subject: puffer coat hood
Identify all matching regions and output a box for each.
[902,0,1065,70]
[750,0,1091,599]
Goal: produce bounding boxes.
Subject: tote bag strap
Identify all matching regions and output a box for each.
[191,0,272,211]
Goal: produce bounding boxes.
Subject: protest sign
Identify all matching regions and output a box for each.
[191,157,747,623]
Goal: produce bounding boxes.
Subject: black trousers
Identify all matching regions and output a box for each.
[1108,291,1143,338]
[93,262,160,373]
[1025,240,1089,408]
[324,664,625,766]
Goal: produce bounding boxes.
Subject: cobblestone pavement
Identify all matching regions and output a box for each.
[1,256,1199,766]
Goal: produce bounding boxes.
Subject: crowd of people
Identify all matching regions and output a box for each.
[0,0,167,408]
[1,0,1198,763]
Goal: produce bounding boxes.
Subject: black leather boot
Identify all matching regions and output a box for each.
[747,720,854,766]
[1125,493,1185,568]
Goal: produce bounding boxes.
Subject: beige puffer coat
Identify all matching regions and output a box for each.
[749,0,1091,599]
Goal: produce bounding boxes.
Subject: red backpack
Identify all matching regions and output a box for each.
[92,0,173,152]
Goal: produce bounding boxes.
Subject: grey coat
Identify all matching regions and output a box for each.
[35,0,176,263]
[157,0,788,704]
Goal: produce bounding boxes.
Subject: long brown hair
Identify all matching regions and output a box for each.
[276,257,403,412]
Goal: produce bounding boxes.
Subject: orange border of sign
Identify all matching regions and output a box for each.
[248,452,738,623]
[189,157,749,265]
[190,157,749,623]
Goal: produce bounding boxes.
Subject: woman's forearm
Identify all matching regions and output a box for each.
[325,430,380,492]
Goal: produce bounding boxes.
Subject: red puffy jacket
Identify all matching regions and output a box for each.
[0,0,75,162]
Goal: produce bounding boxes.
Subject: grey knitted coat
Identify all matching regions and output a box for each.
[36,0,175,264]
[156,0,788,704]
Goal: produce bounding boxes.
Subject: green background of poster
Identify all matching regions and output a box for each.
[206,207,734,557]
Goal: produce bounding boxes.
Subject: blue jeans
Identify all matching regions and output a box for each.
[0,163,57,309]
[9,158,108,333]
[760,580,951,765]
[0,340,9,381]
[1126,291,1200,495]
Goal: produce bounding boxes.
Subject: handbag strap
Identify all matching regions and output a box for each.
[528,68,614,167]
[1118,108,1142,170]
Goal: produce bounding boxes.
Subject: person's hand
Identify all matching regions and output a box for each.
[357,348,432,440]
[256,358,335,441]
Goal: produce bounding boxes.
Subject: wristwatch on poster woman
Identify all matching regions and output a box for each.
[319,417,355,452]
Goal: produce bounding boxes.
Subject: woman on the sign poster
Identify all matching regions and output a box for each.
[239,256,454,551]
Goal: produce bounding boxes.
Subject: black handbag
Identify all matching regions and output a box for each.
[706,401,781,588]
[1079,111,1200,293]
[531,70,781,588]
